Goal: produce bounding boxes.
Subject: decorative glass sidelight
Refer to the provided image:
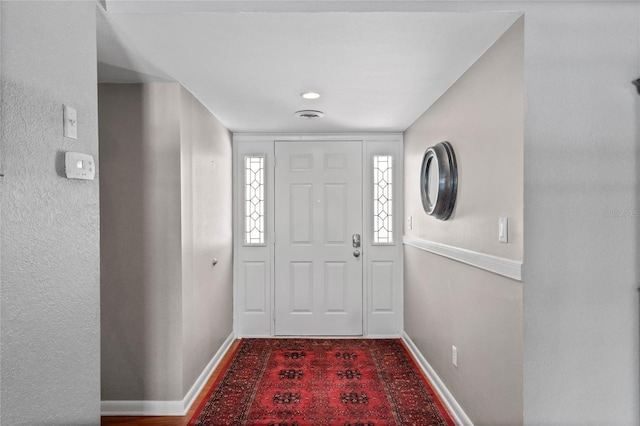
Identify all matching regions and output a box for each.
[244,155,265,245]
[373,155,393,244]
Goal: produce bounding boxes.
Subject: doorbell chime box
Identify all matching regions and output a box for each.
[65,152,95,180]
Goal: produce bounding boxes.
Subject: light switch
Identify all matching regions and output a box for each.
[499,217,508,243]
[63,105,77,140]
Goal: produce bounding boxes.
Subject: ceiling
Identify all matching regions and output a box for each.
[97,2,520,133]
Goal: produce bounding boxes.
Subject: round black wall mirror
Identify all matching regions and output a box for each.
[420,141,458,220]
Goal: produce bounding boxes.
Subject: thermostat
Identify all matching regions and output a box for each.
[65,152,95,180]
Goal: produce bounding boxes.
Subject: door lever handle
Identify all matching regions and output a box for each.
[352,234,361,248]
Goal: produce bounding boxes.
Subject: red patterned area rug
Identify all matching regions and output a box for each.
[189,339,455,426]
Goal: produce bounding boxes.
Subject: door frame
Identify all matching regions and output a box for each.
[232,133,404,338]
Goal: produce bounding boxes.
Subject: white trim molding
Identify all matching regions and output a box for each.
[101,400,184,417]
[403,236,522,281]
[101,332,236,417]
[233,133,404,338]
[401,331,473,426]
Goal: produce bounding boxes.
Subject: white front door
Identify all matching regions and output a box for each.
[274,141,363,335]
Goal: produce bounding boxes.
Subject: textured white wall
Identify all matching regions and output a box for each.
[179,87,233,395]
[404,18,524,425]
[0,1,100,424]
[522,3,640,424]
[0,1,4,420]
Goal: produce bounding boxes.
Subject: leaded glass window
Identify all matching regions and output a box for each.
[244,156,265,245]
[373,155,393,244]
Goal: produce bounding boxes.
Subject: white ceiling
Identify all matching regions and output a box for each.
[98,3,519,133]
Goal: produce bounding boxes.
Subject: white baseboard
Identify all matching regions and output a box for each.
[101,332,236,417]
[182,332,236,414]
[235,334,401,338]
[365,333,402,338]
[401,331,473,426]
[101,400,185,417]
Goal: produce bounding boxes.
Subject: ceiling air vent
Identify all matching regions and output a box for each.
[294,110,325,119]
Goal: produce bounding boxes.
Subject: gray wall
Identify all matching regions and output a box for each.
[400,1,640,424]
[99,83,233,402]
[179,87,233,395]
[522,3,639,424]
[0,1,101,424]
[404,18,524,260]
[404,18,524,426]
[100,83,184,400]
[0,2,3,420]
[405,248,523,425]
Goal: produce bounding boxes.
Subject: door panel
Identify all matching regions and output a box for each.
[275,141,363,335]
[244,262,267,312]
[371,261,394,312]
[290,184,313,244]
[324,261,347,312]
[324,184,347,244]
[291,262,313,312]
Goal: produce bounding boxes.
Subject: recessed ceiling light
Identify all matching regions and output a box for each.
[294,110,325,119]
[301,92,321,100]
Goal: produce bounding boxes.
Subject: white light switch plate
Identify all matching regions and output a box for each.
[452,346,458,367]
[499,217,508,243]
[65,152,95,180]
[63,105,78,140]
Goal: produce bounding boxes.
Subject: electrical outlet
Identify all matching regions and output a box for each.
[407,216,412,230]
[452,346,458,367]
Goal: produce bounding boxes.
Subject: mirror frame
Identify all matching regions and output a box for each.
[420,141,458,220]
